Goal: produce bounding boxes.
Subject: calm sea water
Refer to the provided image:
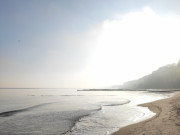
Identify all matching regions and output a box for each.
[0,89,173,135]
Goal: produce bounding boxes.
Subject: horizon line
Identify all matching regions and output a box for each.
[0,88,79,89]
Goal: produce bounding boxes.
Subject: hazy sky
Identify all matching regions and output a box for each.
[1,0,180,88]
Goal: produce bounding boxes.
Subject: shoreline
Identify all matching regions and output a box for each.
[113,92,180,135]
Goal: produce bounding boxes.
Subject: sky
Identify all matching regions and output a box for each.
[1,0,180,88]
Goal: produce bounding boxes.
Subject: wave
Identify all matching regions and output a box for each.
[0,103,53,117]
[100,100,131,106]
[64,107,102,135]
[65,99,130,135]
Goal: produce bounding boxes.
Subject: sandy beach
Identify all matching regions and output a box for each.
[113,92,180,135]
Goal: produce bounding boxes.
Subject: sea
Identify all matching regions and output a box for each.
[0,88,175,135]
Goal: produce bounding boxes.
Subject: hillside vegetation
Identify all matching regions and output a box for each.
[121,61,180,89]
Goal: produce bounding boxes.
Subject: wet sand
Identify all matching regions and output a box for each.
[113,92,180,135]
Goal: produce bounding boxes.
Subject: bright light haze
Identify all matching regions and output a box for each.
[1,0,180,88]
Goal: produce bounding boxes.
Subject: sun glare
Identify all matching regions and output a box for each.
[86,7,180,87]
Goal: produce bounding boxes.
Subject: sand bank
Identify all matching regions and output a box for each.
[113,92,180,135]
